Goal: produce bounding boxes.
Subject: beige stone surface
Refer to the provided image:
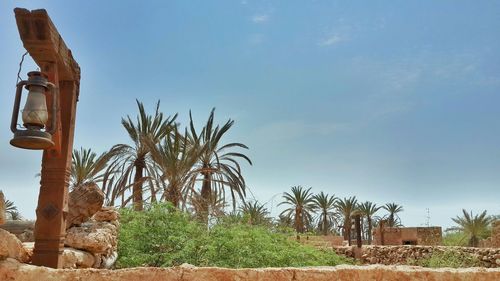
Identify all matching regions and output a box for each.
[62,247,95,269]
[333,245,500,268]
[92,207,120,222]
[0,229,29,263]
[0,258,500,281]
[65,221,117,255]
[67,182,105,228]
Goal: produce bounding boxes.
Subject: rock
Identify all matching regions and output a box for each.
[0,229,29,262]
[66,182,104,229]
[62,247,95,269]
[65,221,117,254]
[92,207,119,222]
[100,251,118,269]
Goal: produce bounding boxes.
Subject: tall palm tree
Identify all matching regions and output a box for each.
[278,186,316,233]
[239,200,270,225]
[383,202,404,227]
[147,126,203,208]
[357,201,381,244]
[111,100,177,211]
[335,196,358,245]
[70,147,117,189]
[187,109,252,222]
[450,209,492,247]
[312,192,337,235]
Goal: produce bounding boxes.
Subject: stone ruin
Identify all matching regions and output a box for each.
[0,184,119,269]
[373,226,442,246]
[481,220,500,248]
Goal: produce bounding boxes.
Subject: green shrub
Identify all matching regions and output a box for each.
[117,203,351,268]
[116,203,207,268]
[416,249,481,268]
[203,223,350,268]
[442,231,468,247]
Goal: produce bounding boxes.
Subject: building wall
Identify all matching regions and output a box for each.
[373,227,442,246]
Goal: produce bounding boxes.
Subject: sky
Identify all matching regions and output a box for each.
[0,1,499,229]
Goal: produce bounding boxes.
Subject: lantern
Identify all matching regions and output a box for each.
[10,71,58,150]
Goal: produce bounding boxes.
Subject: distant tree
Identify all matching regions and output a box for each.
[1,191,22,220]
[357,201,381,244]
[239,200,270,226]
[450,209,492,247]
[111,100,177,211]
[335,196,358,245]
[278,186,316,233]
[382,202,404,227]
[71,147,117,189]
[147,126,203,208]
[312,192,337,236]
[187,109,252,223]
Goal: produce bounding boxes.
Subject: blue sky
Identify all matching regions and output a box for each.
[1,1,499,229]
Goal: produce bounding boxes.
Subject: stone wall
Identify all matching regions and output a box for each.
[0,207,119,269]
[333,245,500,268]
[0,258,499,281]
[373,227,442,246]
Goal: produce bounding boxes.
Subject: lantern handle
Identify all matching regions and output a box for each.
[10,80,28,133]
[46,82,58,135]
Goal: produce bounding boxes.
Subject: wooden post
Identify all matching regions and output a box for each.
[14,8,80,268]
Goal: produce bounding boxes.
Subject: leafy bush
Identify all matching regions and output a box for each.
[203,223,349,268]
[416,249,481,268]
[117,203,207,267]
[117,203,351,268]
[442,231,468,247]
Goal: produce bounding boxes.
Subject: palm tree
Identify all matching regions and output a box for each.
[450,209,492,247]
[312,192,337,235]
[335,196,358,245]
[111,100,177,211]
[1,191,20,220]
[70,147,117,189]
[147,126,203,208]
[357,201,381,244]
[239,200,270,225]
[383,202,404,227]
[278,186,316,233]
[187,109,252,222]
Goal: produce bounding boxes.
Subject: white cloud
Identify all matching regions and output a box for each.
[252,14,269,24]
[318,34,345,46]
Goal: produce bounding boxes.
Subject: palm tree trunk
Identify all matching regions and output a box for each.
[133,162,144,211]
[322,211,328,236]
[296,208,304,233]
[165,183,180,208]
[367,217,373,245]
[199,171,211,223]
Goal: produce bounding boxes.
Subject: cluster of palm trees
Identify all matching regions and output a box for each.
[275,186,404,244]
[70,100,252,223]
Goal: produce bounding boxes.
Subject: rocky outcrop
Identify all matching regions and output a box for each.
[64,207,120,268]
[67,183,105,228]
[0,258,499,281]
[65,221,117,254]
[333,245,500,268]
[92,207,120,222]
[0,229,29,263]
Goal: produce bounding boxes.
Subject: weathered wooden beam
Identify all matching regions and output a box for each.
[13,8,81,268]
[14,8,80,84]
